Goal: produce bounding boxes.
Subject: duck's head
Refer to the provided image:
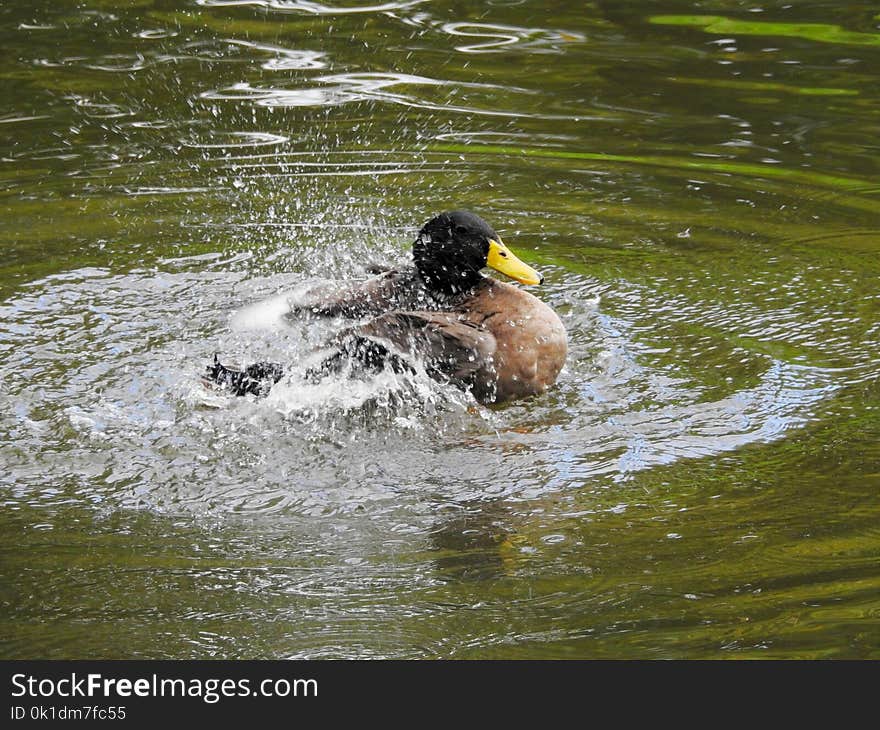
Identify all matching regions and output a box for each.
[413,210,543,296]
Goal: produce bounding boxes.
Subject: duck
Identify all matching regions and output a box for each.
[206,210,567,404]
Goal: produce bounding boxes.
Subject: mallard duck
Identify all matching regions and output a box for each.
[206,210,567,404]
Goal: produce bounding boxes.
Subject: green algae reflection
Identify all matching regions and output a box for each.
[649,15,880,47]
[426,143,875,193]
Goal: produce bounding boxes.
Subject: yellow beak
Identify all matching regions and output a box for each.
[486,238,543,285]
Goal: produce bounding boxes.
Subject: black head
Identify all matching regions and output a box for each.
[413,210,542,296]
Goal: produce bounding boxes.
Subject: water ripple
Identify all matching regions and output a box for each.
[202,73,589,120]
[196,0,428,15]
[220,39,327,70]
[181,131,291,149]
[0,259,841,518]
[440,22,585,54]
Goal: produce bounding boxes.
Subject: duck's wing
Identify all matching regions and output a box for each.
[210,310,499,402]
[341,311,498,388]
[287,267,429,318]
[204,355,284,396]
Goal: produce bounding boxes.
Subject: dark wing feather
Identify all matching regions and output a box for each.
[204,355,284,396]
[286,268,429,318]
[343,311,497,391]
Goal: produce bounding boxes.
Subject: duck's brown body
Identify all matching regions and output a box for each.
[451,278,567,403]
[293,268,567,404]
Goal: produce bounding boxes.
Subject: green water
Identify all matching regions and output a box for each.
[1,0,879,659]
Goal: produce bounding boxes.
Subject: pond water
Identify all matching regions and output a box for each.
[1,0,879,658]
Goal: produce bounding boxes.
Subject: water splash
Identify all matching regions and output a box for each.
[0,256,841,518]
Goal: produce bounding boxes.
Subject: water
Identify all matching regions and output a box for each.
[1,0,879,658]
